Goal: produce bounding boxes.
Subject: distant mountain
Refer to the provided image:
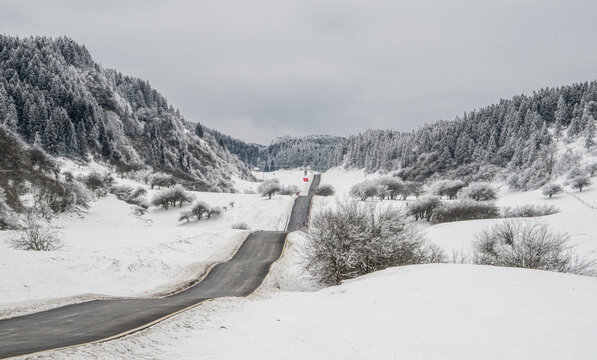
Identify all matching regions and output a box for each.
[0,35,252,191]
[209,131,345,171]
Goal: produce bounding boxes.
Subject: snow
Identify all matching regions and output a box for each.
[427,185,597,258]
[29,264,597,360]
[0,166,295,318]
[4,162,597,359]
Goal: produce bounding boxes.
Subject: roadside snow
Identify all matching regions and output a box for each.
[30,264,597,360]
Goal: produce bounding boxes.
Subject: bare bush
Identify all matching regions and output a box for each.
[316,184,335,196]
[306,201,445,285]
[502,204,559,218]
[9,217,62,251]
[179,201,218,222]
[457,182,497,201]
[541,183,563,198]
[232,222,249,230]
[431,200,500,223]
[472,220,595,275]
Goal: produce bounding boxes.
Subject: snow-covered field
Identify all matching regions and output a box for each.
[427,185,597,258]
[4,162,597,359]
[28,261,597,360]
[0,164,312,318]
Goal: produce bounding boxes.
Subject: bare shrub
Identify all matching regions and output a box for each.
[9,217,62,251]
[502,204,559,218]
[306,201,445,285]
[232,222,249,230]
[458,182,498,201]
[316,184,335,196]
[179,201,216,222]
[472,220,595,275]
[431,200,500,223]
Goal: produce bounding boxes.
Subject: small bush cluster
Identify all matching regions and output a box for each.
[472,220,595,275]
[350,177,423,201]
[279,184,300,195]
[148,173,176,189]
[179,201,222,222]
[151,185,194,210]
[231,222,249,230]
[316,184,335,196]
[306,201,445,285]
[408,196,441,221]
[77,171,113,197]
[502,204,559,218]
[431,200,500,223]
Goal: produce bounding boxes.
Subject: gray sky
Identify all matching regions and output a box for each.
[2,0,597,144]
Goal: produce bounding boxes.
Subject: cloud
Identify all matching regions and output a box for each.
[2,0,597,143]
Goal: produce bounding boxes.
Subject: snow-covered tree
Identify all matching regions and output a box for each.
[541,183,563,198]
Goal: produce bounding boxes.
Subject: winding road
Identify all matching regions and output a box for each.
[0,174,321,359]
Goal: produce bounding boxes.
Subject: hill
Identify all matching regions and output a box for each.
[0,35,252,191]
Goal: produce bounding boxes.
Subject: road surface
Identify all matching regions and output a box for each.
[0,174,320,359]
[286,174,320,231]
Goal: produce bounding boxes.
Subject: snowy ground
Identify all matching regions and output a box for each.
[5,163,597,359]
[0,164,312,318]
[27,261,597,360]
[426,184,597,259]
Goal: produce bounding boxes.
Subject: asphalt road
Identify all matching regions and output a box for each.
[0,174,320,359]
[286,174,320,232]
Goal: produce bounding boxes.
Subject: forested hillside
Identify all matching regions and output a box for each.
[210,131,344,171]
[0,35,251,191]
[218,82,596,190]
[339,83,597,189]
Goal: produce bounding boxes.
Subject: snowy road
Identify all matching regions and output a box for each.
[0,175,320,359]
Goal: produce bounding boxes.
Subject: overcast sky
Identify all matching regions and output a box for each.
[2,0,597,144]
